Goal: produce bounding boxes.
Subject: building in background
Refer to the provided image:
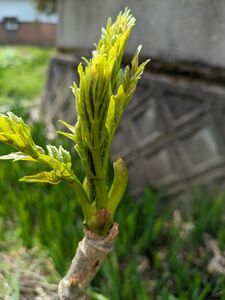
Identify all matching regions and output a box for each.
[0,0,57,45]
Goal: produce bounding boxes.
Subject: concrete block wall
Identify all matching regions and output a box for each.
[111,73,225,197]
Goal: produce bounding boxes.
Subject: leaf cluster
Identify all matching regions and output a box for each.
[59,8,149,220]
[32,0,57,14]
[0,112,75,184]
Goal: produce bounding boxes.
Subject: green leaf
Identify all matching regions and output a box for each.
[46,145,71,164]
[0,152,37,162]
[0,133,28,149]
[39,154,73,179]
[88,290,110,300]
[57,130,75,141]
[131,44,142,73]
[38,146,76,182]
[58,120,75,133]
[20,171,60,184]
[105,97,115,134]
[106,85,125,142]
[0,112,44,157]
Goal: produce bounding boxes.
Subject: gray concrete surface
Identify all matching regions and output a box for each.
[58,0,225,68]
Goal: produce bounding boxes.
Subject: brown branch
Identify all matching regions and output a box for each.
[58,223,119,300]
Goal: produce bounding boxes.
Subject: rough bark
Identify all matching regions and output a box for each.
[58,223,119,300]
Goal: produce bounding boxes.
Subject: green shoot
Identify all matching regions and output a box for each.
[0,8,149,235]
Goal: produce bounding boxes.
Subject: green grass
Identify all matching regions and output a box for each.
[0,46,53,106]
[1,124,225,300]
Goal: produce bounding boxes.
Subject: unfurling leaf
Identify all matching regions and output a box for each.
[105,97,115,135]
[57,131,74,141]
[57,120,75,141]
[58,120,75,133]
[20,171,60,184]
[46,145,71,164]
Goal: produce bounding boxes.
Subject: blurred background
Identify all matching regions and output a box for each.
[1,1,225,299]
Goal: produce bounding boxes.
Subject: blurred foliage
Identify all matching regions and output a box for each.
[32,0,57,14]
[1,112,225,299]
[0,46,52,106]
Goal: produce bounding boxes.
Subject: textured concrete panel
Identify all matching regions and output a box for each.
[113,73,225,196]
[182,127,219,165]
